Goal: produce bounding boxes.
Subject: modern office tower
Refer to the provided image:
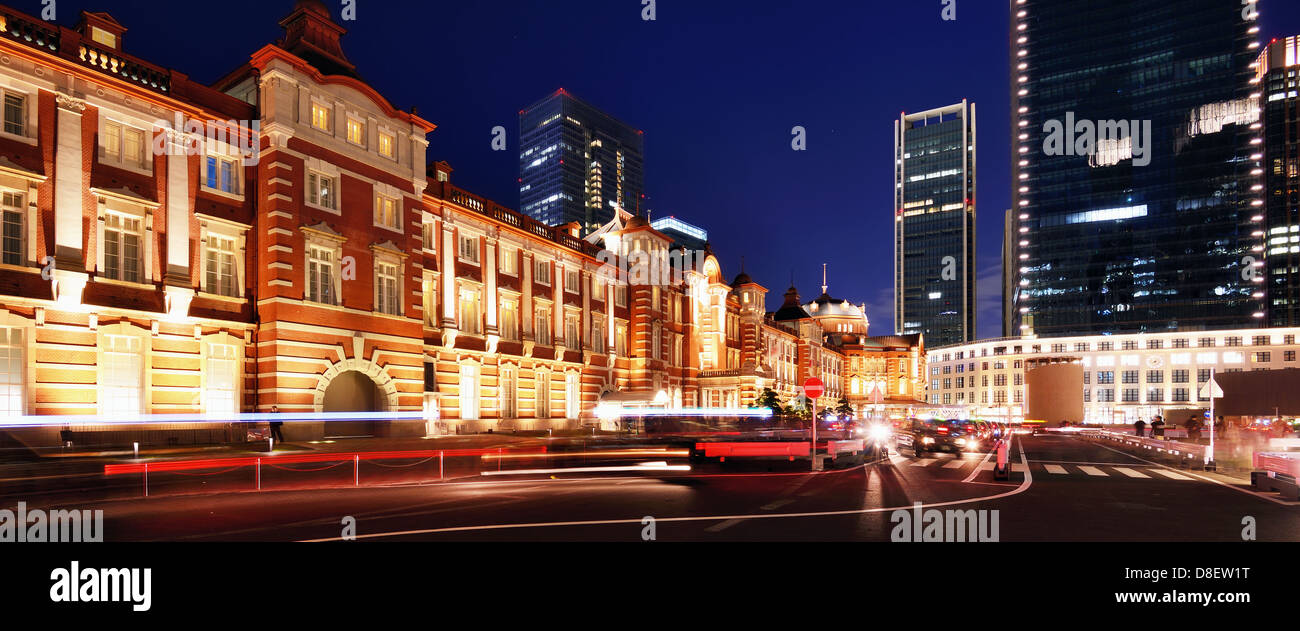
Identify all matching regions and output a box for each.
[650,216,709,251]
[1259,36,1300,327]
[519,89,645,234]
[1010,0,1262,337]
[1002,208,1018,338]
[894,100,977,348]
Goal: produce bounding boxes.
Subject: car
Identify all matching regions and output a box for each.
[895,418,984,456]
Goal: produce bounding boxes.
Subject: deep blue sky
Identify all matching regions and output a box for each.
[39,0,1300,339]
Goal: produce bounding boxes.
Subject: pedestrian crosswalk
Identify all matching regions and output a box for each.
[889,453,1202,481]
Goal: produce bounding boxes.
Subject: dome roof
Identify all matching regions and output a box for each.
[804,292,866,319]
[731,272,753,286]
[772,286,811,321]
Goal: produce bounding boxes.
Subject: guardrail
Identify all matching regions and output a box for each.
[695,442,810,461]
[1087,430,1210,467]
[105,446,549,497]
[1250,452,1300,500]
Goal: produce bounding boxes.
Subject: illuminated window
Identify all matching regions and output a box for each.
[534,305,551,346]
[102,212,142,283]
[565,311,580,348]
[375,261,400,315]
[100,121,148,170]
[379,132,395,159]
[458,234,479,264]
[101,333,143,416]
[499,248,517,275]
[536,371,551,419]
[591,319,605,354]
[3,92,26,136]
[459,286,482,335]
[204,342,239,415]
[500,368,517,419]
[90,26,117,48]
[535,260,551,285]
[459,363,480,421]
[346,118,364,145]
[311,102,331,132]
[375,195,400,230]
[565,372,580,419]
[307,172,337,210]
[2,191,25,266]
[307,245,337,305]
[203,234,238,297]
[500,297,519,341]
[0,327,23,416]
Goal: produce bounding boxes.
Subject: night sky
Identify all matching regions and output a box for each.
[38,0,1300,340]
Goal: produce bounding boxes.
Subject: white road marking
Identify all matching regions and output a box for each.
[1078,466,1108,476]
[1113,467,1150,478]
[1087,439,1300,506]
[705,519,744,532]
[962,448,997,483]
[299,437,1039,542]
[911,459,939,467]
[942,460,967,469]
[1043,465,1068,475]
[761,498,796,511]
[978,461,996,471]
[1151,469,1194,481]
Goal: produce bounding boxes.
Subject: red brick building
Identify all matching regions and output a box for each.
[0,2,924,445]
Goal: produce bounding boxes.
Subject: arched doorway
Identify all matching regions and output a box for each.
[320,370,388,438]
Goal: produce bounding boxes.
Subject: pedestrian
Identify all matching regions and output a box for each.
[1134,418,1146,437]
[269,405,286,444]
[1151,416,1165,438]
[1185,416,1201,441]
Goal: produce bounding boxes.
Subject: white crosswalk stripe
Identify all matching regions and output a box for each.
[1044,464,1068,474]
[911,459,939,467]
[1078,466,1108,476]
[942,459,967,469]
[1151,469,1194,480]
[1113,467,1150,478]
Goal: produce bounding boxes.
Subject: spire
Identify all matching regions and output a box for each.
[821,263,828,295]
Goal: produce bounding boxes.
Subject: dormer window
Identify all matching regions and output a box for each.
[90,26,117,48]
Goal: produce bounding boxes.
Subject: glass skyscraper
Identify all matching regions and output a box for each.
[1259,35,1300,326]
[519,90,645,234]
[1010,0,1263,337]
[894,100,977,347]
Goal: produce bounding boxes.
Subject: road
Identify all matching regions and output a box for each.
[28,434,1300,542]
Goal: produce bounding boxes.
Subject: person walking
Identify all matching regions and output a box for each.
[1134,418,1147,437]
[1151,416,1165,439]
[269,405,286,444]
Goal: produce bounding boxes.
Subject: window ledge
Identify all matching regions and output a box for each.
[304,201,340,215]
[196,291,246,305]
[199,186,246,203]
[95,276,153,290]
[0,131,36,146]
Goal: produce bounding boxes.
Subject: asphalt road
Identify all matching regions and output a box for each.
[29,434,1300,542]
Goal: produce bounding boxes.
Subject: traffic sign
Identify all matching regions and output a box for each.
[1199,378,1224,399]
[803,377,825,400]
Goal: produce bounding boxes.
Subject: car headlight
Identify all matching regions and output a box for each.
[869,425,891,442]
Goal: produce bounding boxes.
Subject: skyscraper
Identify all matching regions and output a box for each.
[1002,207,1019,338]
[650,216,709,252]
[1010,0,1262,337]
[1259,35,1300,327]
[894,100,977,347]
[519,90,645,234]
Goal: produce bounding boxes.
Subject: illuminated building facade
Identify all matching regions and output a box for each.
[649,216,708,252]
[1010,0,1262,336]
[518,90,644,235]
[894,100,976,347]
[0,1,893,445]
[1259,35,1300,326]
[926,327,1300,424]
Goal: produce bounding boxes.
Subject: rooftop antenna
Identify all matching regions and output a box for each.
[821,263,828,295]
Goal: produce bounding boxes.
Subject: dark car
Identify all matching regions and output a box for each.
[895,418,983,456]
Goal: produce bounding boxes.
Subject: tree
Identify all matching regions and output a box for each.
[834,397,854,418]
[753,387,783,415]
